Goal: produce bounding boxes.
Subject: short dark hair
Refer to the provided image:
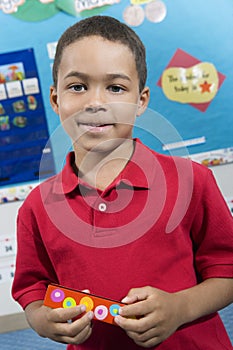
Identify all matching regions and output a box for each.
[52,15,147,92]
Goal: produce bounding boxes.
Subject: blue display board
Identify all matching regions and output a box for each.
[0,49,55,186]
[0,0,232,184]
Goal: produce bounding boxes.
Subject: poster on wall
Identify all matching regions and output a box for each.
[154,48,233,167]
[0,48,55,187]
[157,48,226,112]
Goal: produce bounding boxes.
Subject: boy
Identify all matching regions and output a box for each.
[12,16,233,349]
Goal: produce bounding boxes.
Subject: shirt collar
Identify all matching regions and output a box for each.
[52,152,80,194]
[52,139,155,195]
[119,139,154,189]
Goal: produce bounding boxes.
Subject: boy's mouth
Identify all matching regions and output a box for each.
[78,123,113,133]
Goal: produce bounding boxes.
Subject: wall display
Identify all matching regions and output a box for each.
[0,1,232,170]
[0,0,121,20]
[0,49,55,187]
[189,147,233,168]
[56,0,120,16]
[0,183,37,204]
[0,0,58,20]
[123,0,167,26]
[0,0,167,26]
[0,1,232,171]
[154,47,232,165]
[157,48,226,112]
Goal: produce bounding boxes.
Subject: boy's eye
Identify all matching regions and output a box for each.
[108,85,125,93]
[69,84,87,92]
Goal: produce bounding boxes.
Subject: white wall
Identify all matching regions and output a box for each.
[0,201,22,316]
[211,163,233,198]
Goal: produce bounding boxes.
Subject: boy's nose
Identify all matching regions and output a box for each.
[85,105,106,113]
[84,88,106,112]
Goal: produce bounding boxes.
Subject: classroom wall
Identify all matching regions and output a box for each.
[0,0,232,321]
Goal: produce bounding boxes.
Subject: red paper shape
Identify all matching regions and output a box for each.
[157,48,226,112]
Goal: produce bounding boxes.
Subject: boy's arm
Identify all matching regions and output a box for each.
[174,277,233,324]
[115,278,233,348]
[25,300,94,345]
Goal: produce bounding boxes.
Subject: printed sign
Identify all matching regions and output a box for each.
[55,0,120,16]
[157,48,226,112]
[161,62,219,104]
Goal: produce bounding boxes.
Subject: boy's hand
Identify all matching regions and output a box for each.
[115,278,233,348]
[114,286,184,348]
[25,300,94,345]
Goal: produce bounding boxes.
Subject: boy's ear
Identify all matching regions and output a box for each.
[137,87,150,116]
[50,85,59,115]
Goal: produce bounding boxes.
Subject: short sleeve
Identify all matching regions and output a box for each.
[191,169,233,280]
[12,194,58,309]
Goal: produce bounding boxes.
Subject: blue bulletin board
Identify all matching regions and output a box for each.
[0,48,55,186]
[0,0,232,191]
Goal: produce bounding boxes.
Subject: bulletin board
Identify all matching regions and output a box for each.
[0,0,232,183]
[0,48,55,187]
[0,0,233,285]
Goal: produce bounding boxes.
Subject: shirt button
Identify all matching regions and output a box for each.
[98,203,107,212]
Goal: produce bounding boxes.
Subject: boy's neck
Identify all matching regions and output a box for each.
[73,139,135,191]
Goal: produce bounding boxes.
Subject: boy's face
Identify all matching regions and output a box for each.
[50,36,149,156]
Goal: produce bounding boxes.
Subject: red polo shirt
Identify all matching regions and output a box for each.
[12,139,233,349]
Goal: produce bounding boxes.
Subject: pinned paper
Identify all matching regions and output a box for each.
[123,4,145,26]
[0,237,16,258]
[188,147,233,168]
[125,0,167,26]
[161,62,219,104]
[56,0,120,16]
[157,49,226,112]
[76,0,120,13]
[0,0,25,14]
[0,261,15,284]
[145,0,167,23]
[2,0,120,21]
[10,0,58,22]
[131,0,151,5]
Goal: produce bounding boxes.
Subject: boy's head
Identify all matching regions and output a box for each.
[52,15,147,92]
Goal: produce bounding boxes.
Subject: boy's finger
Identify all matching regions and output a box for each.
[114,314,141,331]
[58,320,93,344]
[122,287,152,304]
[55,311,94,340]
[119,300,149,317]
[50,305,87,322]
[121,295,138,304]
[82,289,90,293]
